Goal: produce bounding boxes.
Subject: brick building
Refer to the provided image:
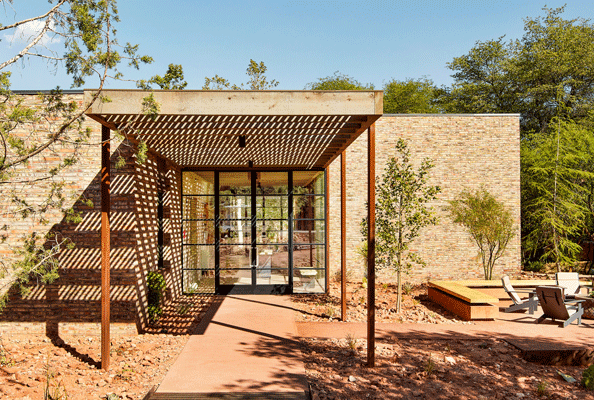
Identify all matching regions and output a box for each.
[0,90,520,334]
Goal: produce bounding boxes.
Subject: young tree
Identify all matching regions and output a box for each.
[202,59,279,90]
[362,139,440,313]
[522,118,594,270]
[0,0,152,305]
[447,188,515,280]
[305,71,373,90]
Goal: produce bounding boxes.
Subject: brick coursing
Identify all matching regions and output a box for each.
[0,94,520,333]
[328,115,521,283]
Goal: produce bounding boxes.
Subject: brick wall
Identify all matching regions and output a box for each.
[0,94,183,333]
[328,114,521,283]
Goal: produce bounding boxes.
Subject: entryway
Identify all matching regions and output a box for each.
[182,170,327,295]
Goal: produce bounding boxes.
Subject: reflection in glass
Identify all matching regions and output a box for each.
[183,196,214,220]
[219,220,252,244]
[183,171,215,195]
[220,269,252,285]
[183,246,215,270]
[256,196,288,219]
[256,245,289,269]
[256,172,288,194]
[257,221,288,244]
[183,269,215,294]
[293,219,325,244]
[293,245,325,269]
[293,269,325,294]
[220,172,251,194]
[293,171,325,195]
[256,269,290,285]
[220,245,251,270]
[183,221,215,244]
[293,195,324,219]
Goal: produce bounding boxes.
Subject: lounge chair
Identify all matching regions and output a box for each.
[501,275,538,314]
[556,272,590,299]
[536,286,584,328]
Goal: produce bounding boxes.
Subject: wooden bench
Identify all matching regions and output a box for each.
[428,281,499,321]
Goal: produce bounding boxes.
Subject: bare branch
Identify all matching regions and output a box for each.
[0,0,66,33]
[22,52,63,62]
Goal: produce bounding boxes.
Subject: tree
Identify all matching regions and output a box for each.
[0,0,152,305]
[202,59,279,90]
[305,71,373,90]
[447,188,515,280]
[521,118,594,270]
[137,64,187,90]
[383,77,440,114]
[362,139,440,313]
[444,6,594,136]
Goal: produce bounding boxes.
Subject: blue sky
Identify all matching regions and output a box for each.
[3,1,594,90]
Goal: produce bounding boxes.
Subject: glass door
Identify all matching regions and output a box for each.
[182,170,325,295]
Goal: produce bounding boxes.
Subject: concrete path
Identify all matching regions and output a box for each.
[155,295,308,399]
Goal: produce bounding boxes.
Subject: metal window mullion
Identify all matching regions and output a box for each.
[251,171,257,285]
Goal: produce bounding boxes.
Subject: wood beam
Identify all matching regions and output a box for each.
[341,151,347,321]
[367,123,376,368]
[100,124,111,371]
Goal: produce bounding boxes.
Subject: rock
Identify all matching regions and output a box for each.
[348,375,356,382]
[516,394,525,398]
[445,356,456,365]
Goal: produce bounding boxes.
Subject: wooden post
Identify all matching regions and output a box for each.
[101,125,111,370]
[325,167,330,293]
[367,124,376,368]
[341,151,347,321]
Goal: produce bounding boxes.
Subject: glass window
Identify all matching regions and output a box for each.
[293,171,324,195]
[183,171,214,195]
[256,172,288,195]
[220,172,251,194]
[183,246,215,270]
[183,220,215,244]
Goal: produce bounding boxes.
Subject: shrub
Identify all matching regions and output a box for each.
[583,365,594,390]
[147,271,166,323]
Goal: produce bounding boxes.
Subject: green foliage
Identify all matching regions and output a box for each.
[582,365,594,390]
[0,0,152,304]
[44,362,69,400]
[447,188,515,280]
[521,119,594,269]
[361,139,440,312]
[536,380,549,397]
[203,59,279,90]
[305,71,373,90]
[383,77,440,114]
[137,64,188,90]
[146,270,166,322]
[443,6,594,135]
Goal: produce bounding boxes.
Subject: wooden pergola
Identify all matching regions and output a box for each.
[84,89,383,369]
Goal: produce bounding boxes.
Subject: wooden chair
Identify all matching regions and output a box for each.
[536,286,584,328]
[501,275,538,314]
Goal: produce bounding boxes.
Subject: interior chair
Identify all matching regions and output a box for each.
[536,286,584,328]
[501,275,538,314]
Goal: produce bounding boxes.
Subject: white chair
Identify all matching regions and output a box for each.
[501,275,538,314]
[556,272,590,299]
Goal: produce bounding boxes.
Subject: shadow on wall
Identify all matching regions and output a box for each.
[0,141,183,338]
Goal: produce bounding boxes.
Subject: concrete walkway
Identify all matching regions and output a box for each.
[154,295,308,399]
